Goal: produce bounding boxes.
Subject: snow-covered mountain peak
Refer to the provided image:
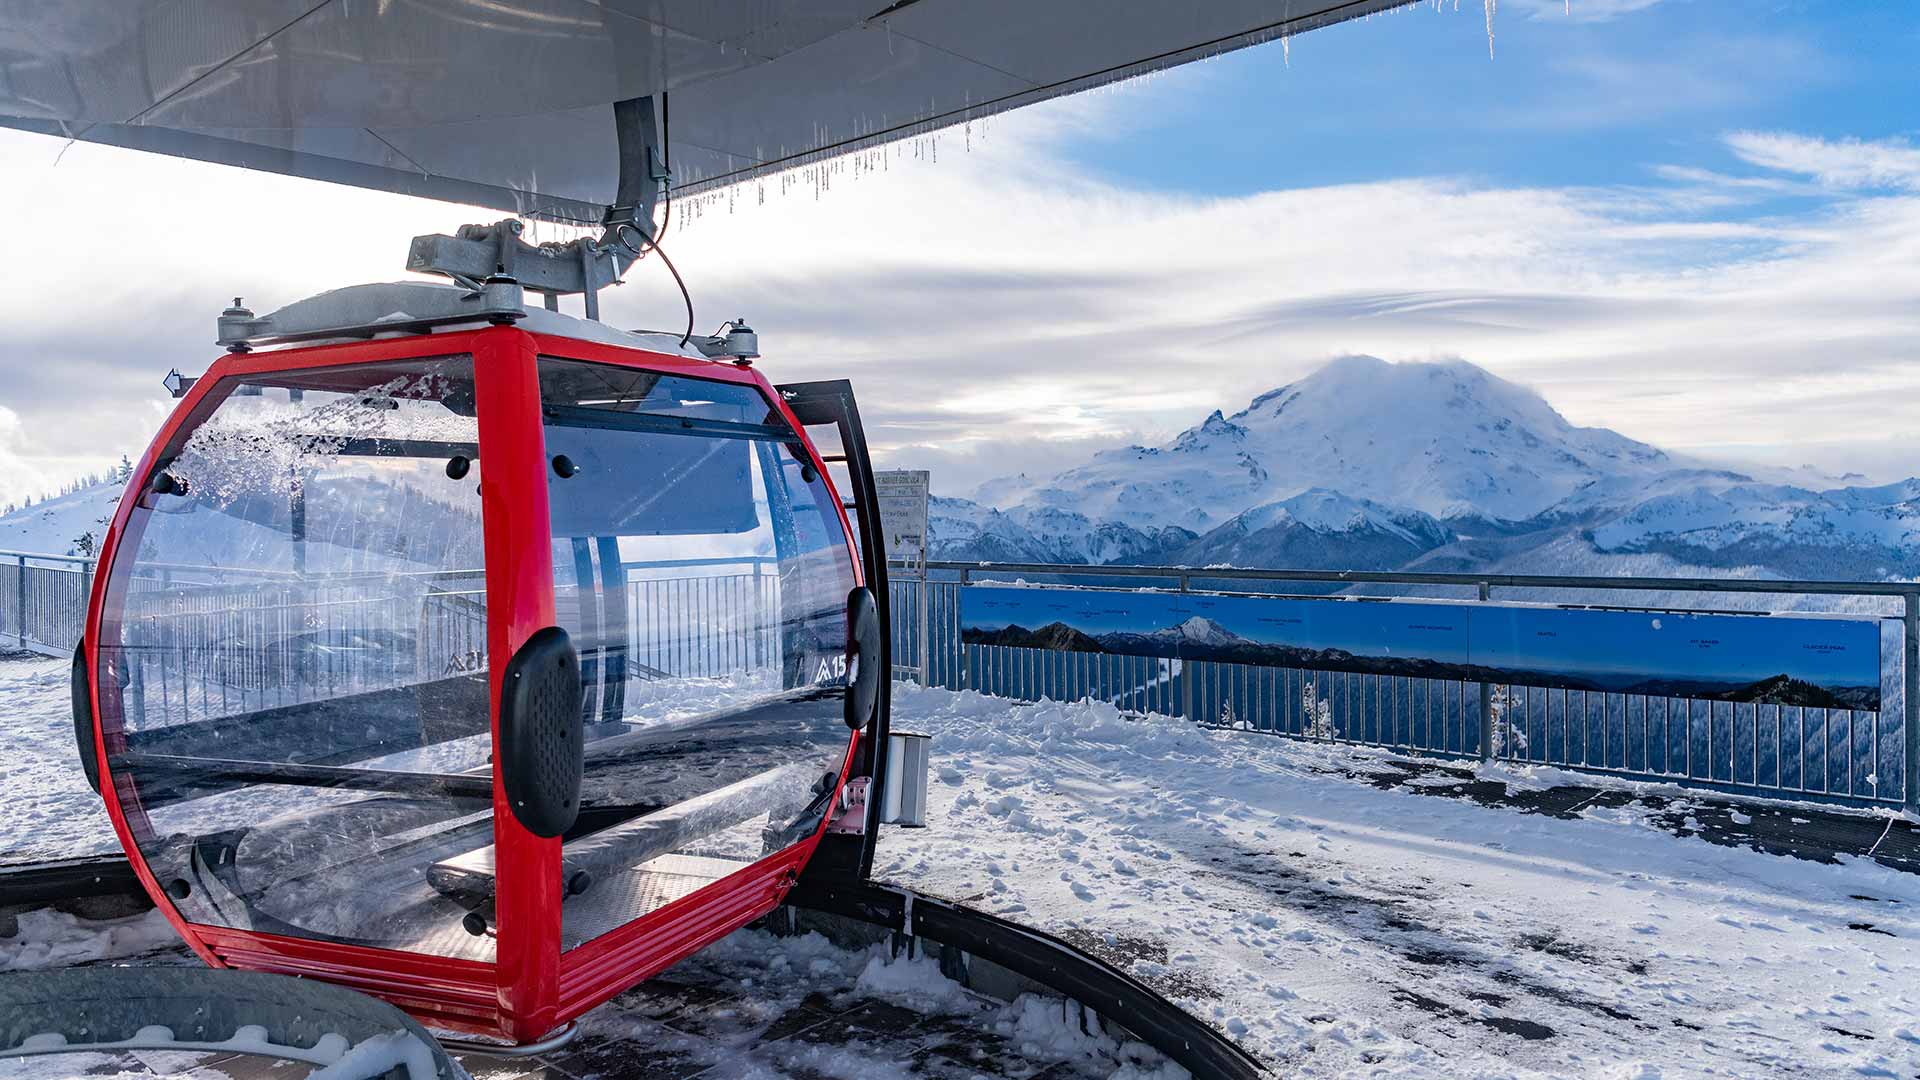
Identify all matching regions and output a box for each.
[1232,489,1416,540]
[1012,356,1671,528]
[1171,410,1248,452]
[925,354,1920,582]
[1170,616,1244,647]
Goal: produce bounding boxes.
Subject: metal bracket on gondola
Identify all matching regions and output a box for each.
[829,778,870,834]
[405,95,670,322]
[213,96,717,350]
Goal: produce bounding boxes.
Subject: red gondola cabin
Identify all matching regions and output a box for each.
[74,284,886,1041]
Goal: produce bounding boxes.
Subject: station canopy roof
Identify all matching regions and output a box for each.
[0,1,1407,223]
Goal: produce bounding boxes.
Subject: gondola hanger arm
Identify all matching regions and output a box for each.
[404,95,670,321]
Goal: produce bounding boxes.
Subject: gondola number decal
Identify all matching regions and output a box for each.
[814,654,848,684]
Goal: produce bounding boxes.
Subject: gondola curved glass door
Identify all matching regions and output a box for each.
[93,356,498,961]
[524,356,858,953]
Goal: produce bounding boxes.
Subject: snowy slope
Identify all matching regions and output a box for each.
[0,474,486,576]
[875,685,1920,1078]
[933,487,1453,571]
[1176,489,1454,571]
[929,496,1196,565]
[0,482,122,556]
[1593,479,1920,578]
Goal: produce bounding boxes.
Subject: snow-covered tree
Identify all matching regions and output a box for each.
[1218,700,1244,729]
[1488,685,1527,757]
[1301,678,1337,739]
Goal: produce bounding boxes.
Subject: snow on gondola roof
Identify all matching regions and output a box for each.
[223,280,715,358]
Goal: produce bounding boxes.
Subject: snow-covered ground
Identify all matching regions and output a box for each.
[7,660,1920,1078]
[0,653,119,865]
[873,684,1920,1079]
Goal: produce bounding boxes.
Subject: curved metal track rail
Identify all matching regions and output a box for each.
[784,878,1268,1080]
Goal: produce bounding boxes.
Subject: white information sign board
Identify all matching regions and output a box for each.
[874,470,931,570]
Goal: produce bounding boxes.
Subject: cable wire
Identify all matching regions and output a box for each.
[652,236,695,348]
[653,91,691,345]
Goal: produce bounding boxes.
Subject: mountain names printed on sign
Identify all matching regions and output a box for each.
[960,586,1882,711]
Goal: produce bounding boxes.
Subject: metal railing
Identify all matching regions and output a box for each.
[13,544,1912,811]
[112,558,784,731]
[5,549,786,731]
[888,561,1920,812]
[0,550,94,657]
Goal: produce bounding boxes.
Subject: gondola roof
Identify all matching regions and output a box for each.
[1,0,1410,222]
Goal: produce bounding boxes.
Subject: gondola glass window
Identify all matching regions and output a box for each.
[94,357,497,960]
[535,358,856,950]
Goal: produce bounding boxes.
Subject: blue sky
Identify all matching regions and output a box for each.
[1060,2,1919,201]
[1,1,1918,506]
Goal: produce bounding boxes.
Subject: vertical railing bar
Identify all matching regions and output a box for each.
[1868,703,1878,802]
[1844,708,1854,797]
[1599,689,1608,769]
[1475,581,1492,760]
[1817,705,1828,792]
[921,564,936,680]
[1640,693,1649,775]
[1773,702,1783,791]
[1681,696,1691,780]
[1795,701,1805,793]
[1906,593,1919,813]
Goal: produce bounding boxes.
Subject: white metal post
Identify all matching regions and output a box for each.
[958,566,972,690]
[1478,581,1494,762]
[916,558,930,686]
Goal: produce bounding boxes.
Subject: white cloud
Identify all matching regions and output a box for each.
[1725,132,1920,192]
[0,113,1917,502]
[0,406,95,511]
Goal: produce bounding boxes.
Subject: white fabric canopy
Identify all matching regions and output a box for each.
[0,0,1407,221]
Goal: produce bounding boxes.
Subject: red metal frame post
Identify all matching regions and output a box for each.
[472,326,565,1040]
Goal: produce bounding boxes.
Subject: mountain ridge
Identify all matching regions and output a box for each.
[931,356,1920,582]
